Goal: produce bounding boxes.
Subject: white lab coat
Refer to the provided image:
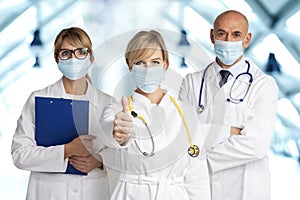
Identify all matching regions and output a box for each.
[179,59,278,200]
[11,78,113,200]
[100,91,211,200]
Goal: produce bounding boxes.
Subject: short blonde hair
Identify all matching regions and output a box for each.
[125,30,169,69]
[54,27,94,63]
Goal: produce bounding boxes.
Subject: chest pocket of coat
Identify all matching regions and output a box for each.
[225,77,255,128]
[226,100,252,129]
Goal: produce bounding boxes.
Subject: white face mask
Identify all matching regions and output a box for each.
[214,39,244,65]
[58,57,91,80]
[131,64,166,93]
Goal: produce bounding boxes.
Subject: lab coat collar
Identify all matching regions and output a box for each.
[213,58,260,88]
[245,59,260,76]
[48,78,65,97]
[204,63,219,89]
[213,58,246,78]
[50,78,100,106]
[131,89,171,106]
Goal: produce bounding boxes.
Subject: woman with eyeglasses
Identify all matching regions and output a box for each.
[11,27,112,200]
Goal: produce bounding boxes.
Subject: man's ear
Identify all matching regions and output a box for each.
[210,29,215,44]
[243,33,252,48]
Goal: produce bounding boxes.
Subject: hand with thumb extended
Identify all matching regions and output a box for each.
[121,96,130,113]
[113,96,134,145]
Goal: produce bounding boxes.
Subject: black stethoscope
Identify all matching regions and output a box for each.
[197,60,253,114]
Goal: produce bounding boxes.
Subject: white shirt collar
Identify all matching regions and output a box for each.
[213,58,246,78]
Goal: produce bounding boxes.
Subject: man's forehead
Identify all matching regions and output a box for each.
[216,22,247,34]
[214,12,248,32]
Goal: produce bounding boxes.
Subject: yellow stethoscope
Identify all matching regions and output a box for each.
[128,95,200,157]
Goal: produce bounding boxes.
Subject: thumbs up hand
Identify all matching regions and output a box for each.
[113,96,134,145]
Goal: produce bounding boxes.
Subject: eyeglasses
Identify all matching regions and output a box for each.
[57,48,90,60]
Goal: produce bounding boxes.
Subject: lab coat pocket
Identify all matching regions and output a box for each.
[34,179,67,200]
[82,177,109,200]
[243,159,270,200]
[244,170,270,200]
[227,102,251,129]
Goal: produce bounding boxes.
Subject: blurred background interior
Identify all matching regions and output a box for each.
[1,0,300,199]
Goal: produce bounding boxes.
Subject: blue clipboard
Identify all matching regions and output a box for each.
[35,96,89,175]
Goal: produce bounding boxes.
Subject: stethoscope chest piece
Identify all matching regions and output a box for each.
[197,105,204,114]
[188,144,200,157]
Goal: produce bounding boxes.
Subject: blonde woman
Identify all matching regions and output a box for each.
[100,30,210,200]
[11,27,112,200]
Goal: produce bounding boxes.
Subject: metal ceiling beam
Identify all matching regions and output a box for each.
[0,0,78,62]
[0,57,29,84]
[272,0,300,29]
[244,0,300,65]
[0,0,81,95]
[271,1,300,64]
[0,2,31,33]
[0,38,25,69]
[277,29,300,64]
[187,0,216,24]
[34,0,80,29]
[244,0,273,27]
[242,0,273,55]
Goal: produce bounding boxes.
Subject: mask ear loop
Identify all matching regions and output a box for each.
[169,96,200,157]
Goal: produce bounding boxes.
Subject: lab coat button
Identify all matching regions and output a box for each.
[73,188,78,193]
[212,175,218,182]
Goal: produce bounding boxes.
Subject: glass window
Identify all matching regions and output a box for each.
[252,33,299,76]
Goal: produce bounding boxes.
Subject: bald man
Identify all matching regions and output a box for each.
[179,10,278,200]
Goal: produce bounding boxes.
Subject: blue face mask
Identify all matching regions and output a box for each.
[214,39,244,65]
[131,65,166,93]
[58,57,91,80]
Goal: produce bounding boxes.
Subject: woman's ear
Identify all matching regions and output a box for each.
[90,53,94,63]
[126,59,132,71]
[164,60,169,70]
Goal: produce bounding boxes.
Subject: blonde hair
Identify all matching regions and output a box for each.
[54,27,94,63]
[125,30,169,69]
